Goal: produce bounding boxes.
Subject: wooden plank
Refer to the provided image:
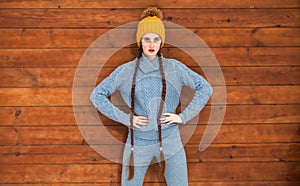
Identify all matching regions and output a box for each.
[189,143,300,163]
[170,47,300,67]
[0,124,299,145]
[1,47,299,68]
[1,86,299,106]
[0,145,114,164]
[251,28,300,47]
[0,88,74,107]
[218,67,300,85]
[186,162,299,182]
[1,182,300,186]
[215,85,300,105]
[1,105,299,126]
[0,127,18,145]
[189,124,300,144]
[0,2,298,186]
[220,105,300,124]
[0,49,86,68]
[0,0,299,8]
[0,143,299,165]
[0,164,121,183]
[0,67,299,87]
[0,29,105,49]
[0,126,85,145]
[0,182,299,186]
[0,28,299,48]
[2,104,300,126]
[0,9,299,28]
[0,162,298,183]
[246,47,300,67]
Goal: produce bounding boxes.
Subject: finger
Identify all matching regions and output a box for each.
[163,117,173,122]
[159,117,168,122]
[166,120,179,125]
[133,123,142,129]
[161,114,172,120]
[134,118,148,126]
[160,117,173,124]
[136,116,149,120]
[161,113,172,117]
[166,121,174,125]
[137,121,148,126]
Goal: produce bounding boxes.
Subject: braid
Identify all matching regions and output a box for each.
[128,49,166,180]
[128,55,141,180]
[138,45,143,58]
[157,54,166,174]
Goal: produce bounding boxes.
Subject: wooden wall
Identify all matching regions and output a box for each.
[0,0,299,185]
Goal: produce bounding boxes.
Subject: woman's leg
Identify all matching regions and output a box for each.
[164,147,188,186]
[121,136,158,186]
[121,162,150,186]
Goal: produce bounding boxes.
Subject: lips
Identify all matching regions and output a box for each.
[148,49,155,53]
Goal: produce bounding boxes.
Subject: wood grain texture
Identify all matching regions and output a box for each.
[0,28,299,48]
[0,86,299,106]
[0,0,300,8]
[0,47,300,67]
[0,162,298,183]
[0,9,299,28]
[0,124,299,145]
[1,105,299,126]
[1,183,300,186]
[0,1,299,185]
[1,143,299,165]
[1,67,299,87]
[0,182,300,186]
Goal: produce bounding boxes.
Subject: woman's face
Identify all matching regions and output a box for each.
[141,33,162,61]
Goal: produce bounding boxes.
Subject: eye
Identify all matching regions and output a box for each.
[142,37,151,42]
[154,37,161,43]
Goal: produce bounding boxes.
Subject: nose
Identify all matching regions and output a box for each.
[149,41,155,48]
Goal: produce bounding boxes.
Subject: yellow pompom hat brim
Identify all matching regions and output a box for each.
[136,16,165,48]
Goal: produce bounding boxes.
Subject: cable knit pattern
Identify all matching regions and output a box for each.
[90,54,213,139]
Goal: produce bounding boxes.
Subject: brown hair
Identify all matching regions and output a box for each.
[128,46,166,180]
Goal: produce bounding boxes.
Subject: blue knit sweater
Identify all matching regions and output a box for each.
[90,54,213,140]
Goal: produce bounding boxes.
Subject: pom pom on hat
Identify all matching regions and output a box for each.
[136,7,165,47]
[140,6,163,19]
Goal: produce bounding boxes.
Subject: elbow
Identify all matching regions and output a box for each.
[208,83,213,97]
[90,89,96,105]
[200,81,213,98]
[195,81,213,99]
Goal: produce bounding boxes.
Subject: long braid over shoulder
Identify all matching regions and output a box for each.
[128,49,166,180]
[157,51,167,173]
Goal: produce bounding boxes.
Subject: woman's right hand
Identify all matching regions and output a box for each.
[131,116,148,129]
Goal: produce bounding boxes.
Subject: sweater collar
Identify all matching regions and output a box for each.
[138,53,160,74]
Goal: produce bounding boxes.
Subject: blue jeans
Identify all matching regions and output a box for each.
[121,127,188,186]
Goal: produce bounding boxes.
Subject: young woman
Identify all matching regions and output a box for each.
[90,7,212,186]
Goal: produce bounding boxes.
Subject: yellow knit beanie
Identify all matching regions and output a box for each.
[136,7,165,47]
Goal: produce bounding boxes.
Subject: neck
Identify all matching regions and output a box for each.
[146,55,156,62]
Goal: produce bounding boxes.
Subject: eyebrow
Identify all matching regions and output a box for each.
[142,36,161,39]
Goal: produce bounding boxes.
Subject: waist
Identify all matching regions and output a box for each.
[130,124,178,140]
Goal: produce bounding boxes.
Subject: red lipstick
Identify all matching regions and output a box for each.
[148,49,155,53]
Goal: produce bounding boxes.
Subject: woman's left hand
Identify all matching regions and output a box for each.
[160,113,183,125]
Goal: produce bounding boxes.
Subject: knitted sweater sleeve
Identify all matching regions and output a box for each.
[176,62,213,124]
[90,65,130,126]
